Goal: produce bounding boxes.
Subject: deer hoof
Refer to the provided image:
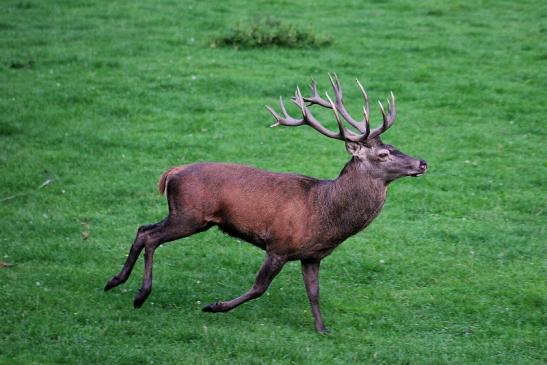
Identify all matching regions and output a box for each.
[104,277,121,291]
[133,289,150,308]
[316,326,331,335]
[202,302,224,312]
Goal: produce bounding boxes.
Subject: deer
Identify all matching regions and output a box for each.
[104,74,428,333]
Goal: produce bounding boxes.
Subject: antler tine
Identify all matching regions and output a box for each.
[293,86,306,113]
[279,96,291,119]
[327,73,342,102]
[355,79,370,138]
[325,92,345,136]
[378,100,388,130]
[389,91,396,119]
[299,79,331,108]
[310,80,320,99]
[369,92,397,139]
[355,79,370,123]
[265,99,283,128]
[266,96,305,128]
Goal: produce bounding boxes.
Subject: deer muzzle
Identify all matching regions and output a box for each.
[410,160,428,177]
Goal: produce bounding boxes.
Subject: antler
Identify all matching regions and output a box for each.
[266,74,397,143]
[266,87,368,143]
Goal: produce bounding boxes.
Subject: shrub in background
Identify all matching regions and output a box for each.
[211,17,333,49]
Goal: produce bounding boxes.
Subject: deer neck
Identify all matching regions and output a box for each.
[314,157,388,239]
[335,158,387,215]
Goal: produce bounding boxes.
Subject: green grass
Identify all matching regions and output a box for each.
[1,0,546,364]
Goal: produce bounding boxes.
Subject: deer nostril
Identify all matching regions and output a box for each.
[419,160,428,170]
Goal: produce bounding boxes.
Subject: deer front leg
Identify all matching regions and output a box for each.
[301,259,327,333]
[202,253,286,313]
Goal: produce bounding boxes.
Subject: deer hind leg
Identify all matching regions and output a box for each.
[104,223,156,292]
[104,215,210,306]
[132,243,156,308]
[202,253,286,313]
[132,216,211,308]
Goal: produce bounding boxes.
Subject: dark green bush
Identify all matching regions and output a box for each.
[9,57,34,69]
[211,17,333,49]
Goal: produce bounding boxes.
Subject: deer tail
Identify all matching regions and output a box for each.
[158,167,180,195]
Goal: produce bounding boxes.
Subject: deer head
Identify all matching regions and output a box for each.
[266,74,427,183]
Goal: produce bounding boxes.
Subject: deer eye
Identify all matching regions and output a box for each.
[378,151,389,159]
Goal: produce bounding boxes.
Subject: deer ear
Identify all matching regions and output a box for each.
[345,141,363,156]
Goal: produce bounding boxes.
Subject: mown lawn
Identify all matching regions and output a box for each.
[1,0,545,364]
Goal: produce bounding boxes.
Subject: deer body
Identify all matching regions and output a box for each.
[159,160,386,261]
[104,75,427,333]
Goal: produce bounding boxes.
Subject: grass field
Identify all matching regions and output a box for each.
[1,0,546,364]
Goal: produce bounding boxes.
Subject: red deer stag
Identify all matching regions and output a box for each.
[104,74,428,333]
